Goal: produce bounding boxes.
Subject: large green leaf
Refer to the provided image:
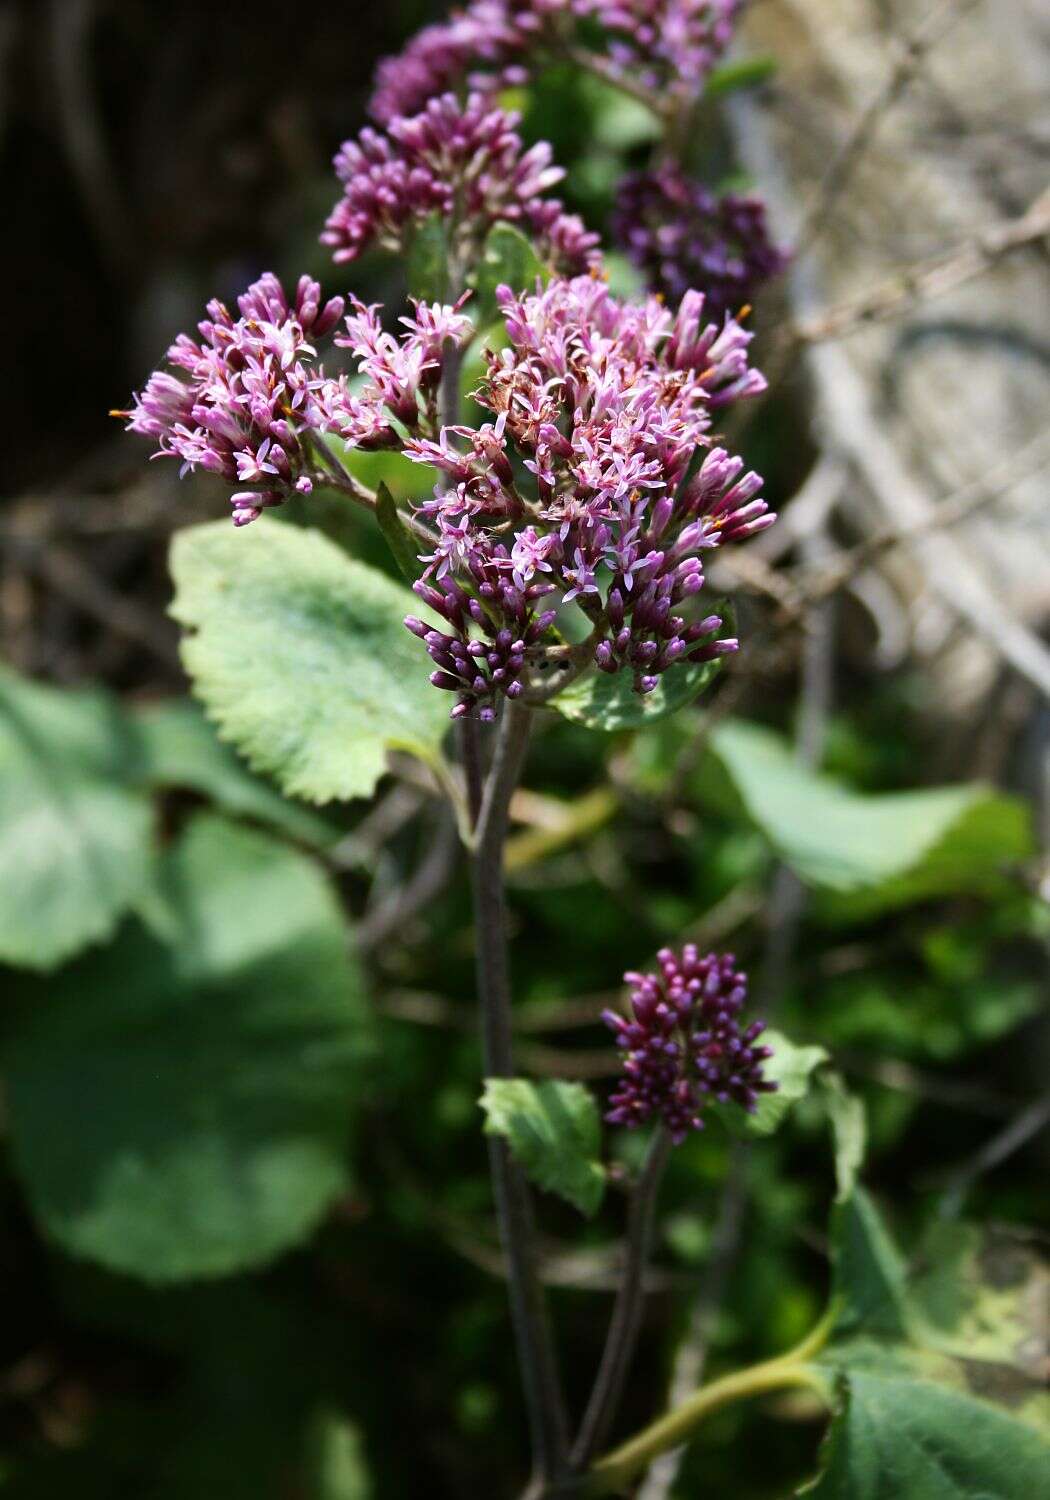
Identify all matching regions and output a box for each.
[803,1192,1050,1496]
[479,1078,606,1216]
[5,814,371,1282]
[132,697,336,847]
[169,518,450,804]
[805,1369,1050,1498]
[909,1219,1050,1378]
[0,666,153,970]
[552,656,725,732]
[706,720,1032,914]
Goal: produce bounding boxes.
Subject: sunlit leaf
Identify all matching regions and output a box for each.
[705,720,1032,914]
[480,1078,606,1216]
[0,666,153,970]
[804,1369,1050,1498]
[552,655,726,732]
[802,1192,1050,1495]
[821,1073,867,1203]
[306,1410,372,1500]
[170,518,449,804]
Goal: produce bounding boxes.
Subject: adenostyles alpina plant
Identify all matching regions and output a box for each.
[114,5,930,1499]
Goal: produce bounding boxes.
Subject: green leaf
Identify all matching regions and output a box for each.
[803,1194,1050,1495]
[705,55,778,99]
[169,518,450,804]
[0,665,153,970]
[552,655,726,732]
[470,222,549,326]
[375,480,423,585]
[132,698,337,847]
[706,720,1032,914]
[305,1411,372,1500]
[821,1073,867,1203]
[406,212,450,303]
[5,814,371,1282]
[479,1078,606,1216]
[910,1220,1050,1378]
[589,82,663,149]
[831,1189,910,1340]
[804,1370,1050,1498]
[715,1029,829,1138]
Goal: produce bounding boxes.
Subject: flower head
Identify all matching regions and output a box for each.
[117,274,344,525]
[401,273,772,719]
[576,0,743,101]
[368,2,743,124]
[369,1,543,126]
[613,167,789,320]
[322,93,600,274]
[603,948,776,1142]
[118,274,473,524]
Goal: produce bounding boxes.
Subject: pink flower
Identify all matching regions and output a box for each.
[321,94,600,274]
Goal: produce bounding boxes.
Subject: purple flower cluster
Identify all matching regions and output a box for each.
[368,1,743,125]
[369,1,548,125]
[604,948,776,1142]
[402,273,772,719]
[577,0,744,100]
[322,93,600,275]
[118,274,473,525]
[118,274,345,527]
[613,167,789,322]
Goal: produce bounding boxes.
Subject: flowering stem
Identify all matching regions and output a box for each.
[585,1306,838,1495]
[561,42,673,121]
[472,699,571,1486]
[307,434,377,511]
[571,1128,673,1469]
[460,715,484,829]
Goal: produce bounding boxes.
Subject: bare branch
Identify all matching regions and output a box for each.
[792,189,1050,346]
[794,0,982,254]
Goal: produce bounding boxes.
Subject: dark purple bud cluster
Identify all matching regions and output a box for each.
[407,549,560,721]
[604,948,776,1143]
[613,167,789,323]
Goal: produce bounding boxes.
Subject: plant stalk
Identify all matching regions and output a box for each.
[571,1128,673,1469]
[586,1305,838,1495]
[472,699,571,1487]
